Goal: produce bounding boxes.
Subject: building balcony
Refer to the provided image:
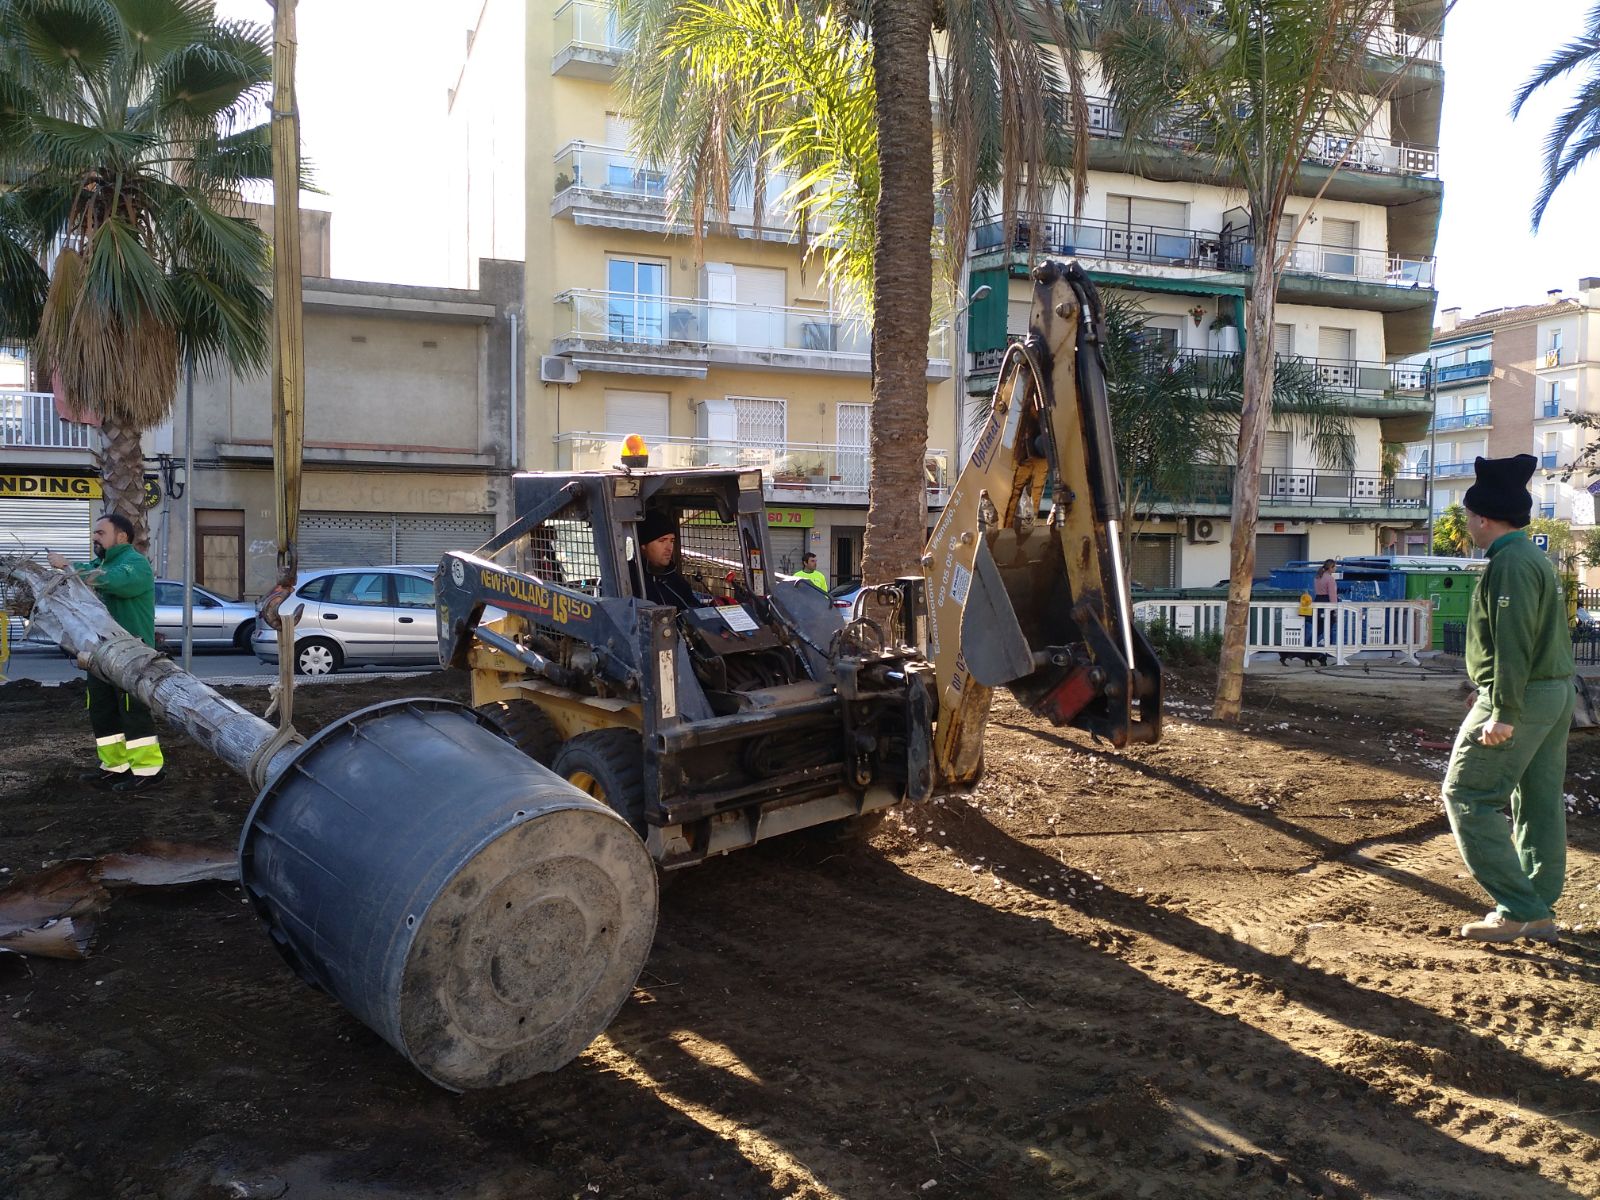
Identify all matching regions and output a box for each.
[1,391,96,452]
[1145,465,1428,520]
[1430,412,1491,432]
[1078,2,1442,65]
[552,0,630,78]
[1077,93,1440,183]
[1434,358,1493,384]
[1433,460,1476,478]
[972,214,1224,274]
[553,431,950,506]
[1222,232,1435,290]
[1538,347,1567,370]
[551,143,807,244]
[1541,503,1557,518]
[1541,452,1560,470]
[1538,403,1571,421]
[552,290,951,380]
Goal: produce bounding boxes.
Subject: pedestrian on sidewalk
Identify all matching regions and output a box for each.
[1444,455,1572,943]
[1313,559,1338,646]
[47,513,166,793]
[794,552,827,593]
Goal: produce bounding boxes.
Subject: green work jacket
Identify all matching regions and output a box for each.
[1465,531,1573,726]
[74,543,157,648]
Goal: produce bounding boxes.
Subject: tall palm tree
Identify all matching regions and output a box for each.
[1096,0,1434,720]
[1513,2,1600,231]
[0,0,274,539]
[616,0,1091,579]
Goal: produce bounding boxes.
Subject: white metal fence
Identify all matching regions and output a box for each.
[1134,599,1433,666]
[1,391,96,450]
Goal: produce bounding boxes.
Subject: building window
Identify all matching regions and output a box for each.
[606,257,667,343]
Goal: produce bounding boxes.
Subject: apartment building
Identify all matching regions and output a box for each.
[963,9,1443,588]
[446,1,954,585]
[1403,278,1600,544]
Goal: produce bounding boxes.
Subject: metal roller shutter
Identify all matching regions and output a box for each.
[296,512,497,571]
[1254,533,1306,579]
[394,515,495,564]
[2,498,95,645]
[1129,535,1176,589]
[297,513,393,569]
[766,528,807,575]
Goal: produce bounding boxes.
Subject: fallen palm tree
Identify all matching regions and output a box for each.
[2,556,657,1091]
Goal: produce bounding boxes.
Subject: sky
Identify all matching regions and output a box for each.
[217,0,1600,318]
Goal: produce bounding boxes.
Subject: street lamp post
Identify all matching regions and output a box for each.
[1424,357,1437,554]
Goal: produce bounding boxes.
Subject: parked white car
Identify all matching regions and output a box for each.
[251,565,439,675]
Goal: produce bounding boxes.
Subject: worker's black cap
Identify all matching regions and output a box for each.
[639,508,675,543]
[1463,454,1536,527]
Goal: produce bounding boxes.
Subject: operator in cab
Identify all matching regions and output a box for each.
[638,507,699,610]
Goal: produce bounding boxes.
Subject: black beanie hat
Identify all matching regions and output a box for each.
[639,507,676,543]
[1463,454,1537,526]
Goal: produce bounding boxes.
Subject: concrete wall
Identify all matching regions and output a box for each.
[158,259,524,597]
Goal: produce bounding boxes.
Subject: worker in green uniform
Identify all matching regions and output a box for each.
[1444,455,1573,943]
[794,551,827,593]
[47,513,166,792]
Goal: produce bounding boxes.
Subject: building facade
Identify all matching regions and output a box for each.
[445,0,956,586]
[1403,278,1600,548]
[0,255,523,604]
[963,14,1444,588]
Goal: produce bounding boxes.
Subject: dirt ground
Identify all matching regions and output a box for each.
[3,662,1600,1200]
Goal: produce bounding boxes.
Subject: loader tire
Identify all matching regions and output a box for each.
[475,699,562,766]
[553,729,646,835]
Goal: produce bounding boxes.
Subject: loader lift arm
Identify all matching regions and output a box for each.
[925,260,1162,783]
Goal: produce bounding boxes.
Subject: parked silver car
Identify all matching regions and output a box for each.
[251,565,439,675]
[153,581,259,651]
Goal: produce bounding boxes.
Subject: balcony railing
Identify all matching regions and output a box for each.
[1435,358,1492,383]
[1541,452,1559,470]
[973,214,1221,270]
[1433,461,1476,478]
[553,0,630,56]
[1,391,96,451]
[1431,412,1490,431]
[969,344,1424,397]
[1078,93,1440,179]
[1155,465,1428,511]
[976,213,1434,287]
[1223,235,1435,287]
[553,431,950,498]
[556,289,950,364]
[1541,503,1557,518]
[1539,403,1569,420]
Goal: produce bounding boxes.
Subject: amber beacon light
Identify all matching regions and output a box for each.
[621,434,650,468]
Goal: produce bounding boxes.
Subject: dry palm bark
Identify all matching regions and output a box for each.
[5,560,300,786]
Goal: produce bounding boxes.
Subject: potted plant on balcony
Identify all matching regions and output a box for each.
[771,455,806,487]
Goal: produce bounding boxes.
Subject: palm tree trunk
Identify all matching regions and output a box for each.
[99,413,150,548]
[1212,249,1280,720]
[861,0,935,582]
[6,560,300,785]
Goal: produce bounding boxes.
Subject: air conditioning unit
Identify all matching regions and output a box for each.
[1186,516,1220,544]
[539,355,580,385]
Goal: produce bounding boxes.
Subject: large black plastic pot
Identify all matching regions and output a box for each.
[239,698,657,1090]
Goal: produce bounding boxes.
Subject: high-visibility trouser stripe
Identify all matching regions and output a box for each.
[96,733,130,771]
[125,736,164,776]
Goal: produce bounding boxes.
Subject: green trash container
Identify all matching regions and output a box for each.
[1404,570,1477,650]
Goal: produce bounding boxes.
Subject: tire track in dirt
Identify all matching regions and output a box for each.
[641,850,1593,1199]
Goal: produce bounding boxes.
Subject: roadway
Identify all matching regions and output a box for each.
[1,643,432,687]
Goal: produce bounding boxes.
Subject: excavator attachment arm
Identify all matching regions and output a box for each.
[926,260,1162,783]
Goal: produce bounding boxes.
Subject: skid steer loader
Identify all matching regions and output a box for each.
[434,260,1162,867]
[239,261,1163,1090]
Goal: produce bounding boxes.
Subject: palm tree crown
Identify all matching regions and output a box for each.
[1513,2,1600,231]
[0,0,275,526]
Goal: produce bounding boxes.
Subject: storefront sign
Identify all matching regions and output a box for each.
[766,507,814,529]
[0,473,102,499]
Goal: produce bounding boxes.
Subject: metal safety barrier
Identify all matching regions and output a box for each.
[1134,599,1433,666]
